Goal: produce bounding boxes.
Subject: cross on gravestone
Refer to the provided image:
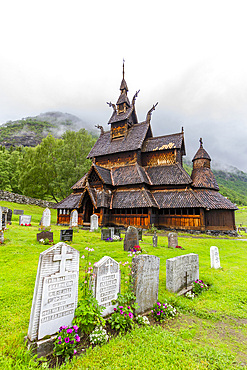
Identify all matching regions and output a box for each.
[185,271,188,289]
[53,245,73,274]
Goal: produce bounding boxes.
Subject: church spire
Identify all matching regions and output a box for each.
[117,59,130,113]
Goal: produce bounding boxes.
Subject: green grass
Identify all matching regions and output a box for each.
[0,201,247,369]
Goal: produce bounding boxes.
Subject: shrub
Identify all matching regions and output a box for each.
[53,325,80,362]
[152,302,177,322]
[135,315,150,326]
[192,279,208,295]
[89,326,109,346]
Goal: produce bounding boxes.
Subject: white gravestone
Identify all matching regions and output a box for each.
[90,214,98,231]
[132,255,160,314]
[19,215,32,225]
[166,253,199,293]
[27,242,79,341]
[70,209,78,228]
[109,227,115,239]
[91,256,120,316]
[41,208,51,228]
[210,246,221,269]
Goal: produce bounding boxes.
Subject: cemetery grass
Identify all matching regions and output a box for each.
[0,202,246,369]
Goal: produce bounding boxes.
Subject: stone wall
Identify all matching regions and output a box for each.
[0,190,56,209]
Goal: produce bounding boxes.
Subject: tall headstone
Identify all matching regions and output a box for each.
[7,208,12,224]
[41,208,51,228]
[210,246,221,269]
[91,256,120,316]
[19,215,32,225]
[124,226,139,251]
[166,253,199,293]
[0,207,2,231]
[132,255,160,314]
[153,231,158,247]
[90,214,98,231]
[138,229,143,241]
[109,227,115,239]
[70,209,78,228]
[168,232,178,248]
[1,207,8,229]
[28,242,79,343]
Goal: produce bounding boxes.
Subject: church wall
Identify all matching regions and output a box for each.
[205,209,236,230]
[141,150,176,166]
[95,151,138,168]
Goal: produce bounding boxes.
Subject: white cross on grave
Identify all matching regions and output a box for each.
[105,258,113,273]
[53,245,73,274]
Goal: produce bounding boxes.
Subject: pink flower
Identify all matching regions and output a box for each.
[64,337,70,343]
[120,310,123,315]
[67,328,73,334]
[74,349,77,355]
[75,335,80,342]
[73,325,78,332]
[128,312,133,319]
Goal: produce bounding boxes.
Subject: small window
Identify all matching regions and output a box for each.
[182,208,188,215]
[194,208,200,215]
[170,209,175,215]
[164,209,169,214]
[188,208,194,215]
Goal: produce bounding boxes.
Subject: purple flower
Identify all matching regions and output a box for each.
[75,335,80,342]
[58,336,61,340]
[128,312,133,319]
[59,325,68,332]
[127,306,130,309]
[157,302,161,306]
[58,340,62,344]
[64,337,70,343]
[73,325,78,332]
[67,328,73,334]
[70,340,74,344]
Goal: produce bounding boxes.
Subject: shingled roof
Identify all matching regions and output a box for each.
[191,168,219,190]
[87,121,150,158]
[55,193,82,209]
[192,139,211,161]
[108,105,134,124]
[93,164,112,185]
[112,189,158,209]
[111,164,150,186]
[152,190,202,208]
[142,132,184,152]
[145,163,192,185]
[194,190,238,210]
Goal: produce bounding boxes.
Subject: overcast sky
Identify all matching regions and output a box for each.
[1,0,247,171]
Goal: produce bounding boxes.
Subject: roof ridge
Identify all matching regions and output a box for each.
[144,132,183,141]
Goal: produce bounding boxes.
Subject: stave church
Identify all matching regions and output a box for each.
[55,64,237,232]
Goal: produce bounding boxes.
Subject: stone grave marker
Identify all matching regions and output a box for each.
[132,254,160,314]
[0,207,2,231]
[27,242,79,353]
[101,228,111,240]
[114,227,121,238]
[91,256,120,316]
[7,208,12,224]
[1,207,8,229]
[153,231,158,247]
[168,232,178,248]
[37,231,54,242]
[14,209,24,215]
[41,208,51,228]
[19,215,32,225]
[138,229,143,241]
[210,246,221,269]
[60,229,73,242]
[109,227,115,239]
[166,253,199,293]
[69,209,78,228]
[0,231,4,243]
[90,214,98,231]
[124,226,139,251]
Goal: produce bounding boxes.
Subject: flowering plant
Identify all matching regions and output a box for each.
[53,325,80,362]
[152,301,177,322]
[89,326,109,346]
[39,238,53,245]
[175,245,184,249]
[135,315,150,326]
[185,290,195,300]
[130,245,142,253]
[112,235,122,241]
[20,223,31,226]
[108,303,136,332]
[105,237,113,242]
[192,279,208,295]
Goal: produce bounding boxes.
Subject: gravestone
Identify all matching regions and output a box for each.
[210,246,221,269]
[90,214,98,231]
[109,227,115,239]
[153,231,158,247]
[37,231,54,242]
[124,226,139,251]
[132,254,160,314]
[0,207,2,231]
[60,229,73,242]
[101,228,111,241]
[7,208,12,224]
[166,253,199,293]
[138,229,143,241]
[91,256,120,316]
[168,232,178,248]
[27,242,79,354]
[0,231,4,243]
[14,209,24,215]
[19,215,32,225]
[69,209,78,228]
[114,228,121,238]
[41,208,51,228]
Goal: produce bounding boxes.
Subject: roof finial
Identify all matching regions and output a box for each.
[181,126,184,133]
[123,58,125,80]
[199,137,203,148]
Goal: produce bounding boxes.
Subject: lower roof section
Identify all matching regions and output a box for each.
[55,193,82,209]
[194,189,238,210]
[112,189,158,209]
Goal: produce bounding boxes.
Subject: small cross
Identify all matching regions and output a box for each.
[105,258,113,273]
[53,245,73,274]
[185,271,188,289]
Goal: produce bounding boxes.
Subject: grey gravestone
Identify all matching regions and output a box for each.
[138,229,143,241]
[168,232,178,248]
[153,231,158,247]
[0,207,2,231]
[210,246,221,269]
[90,214,98,231]
[132,254,160,314]
[1,207,8,229]
[0,231,4,243]
[166,253,199,293]
[69,209,78,228]
[60,229,73,242]
[114,228,121,238]
[109,227,115,239]
[91,256,120,316]
[19,215,32,225]
[14,209,24,215]
[124,226,139,251]
[37,231,54,242]
[27,242,79,343]
[101,228,111,240]
[7,209,12,224]
[41,208,51,228]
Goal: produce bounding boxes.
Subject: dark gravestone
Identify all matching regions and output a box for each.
[2,213,6,229]
[7,209,12,224]
[37,231,54,242]
[60,229,73,242]
[153,232,158,247]
[14,209,24,215]
[138,229,143,241]
[114,228,121,238]
[101,228,111,240]
[124,226,139,251]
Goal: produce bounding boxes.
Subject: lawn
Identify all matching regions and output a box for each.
[0,201,246,369]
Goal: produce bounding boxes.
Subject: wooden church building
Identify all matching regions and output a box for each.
[56,65,237,232]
